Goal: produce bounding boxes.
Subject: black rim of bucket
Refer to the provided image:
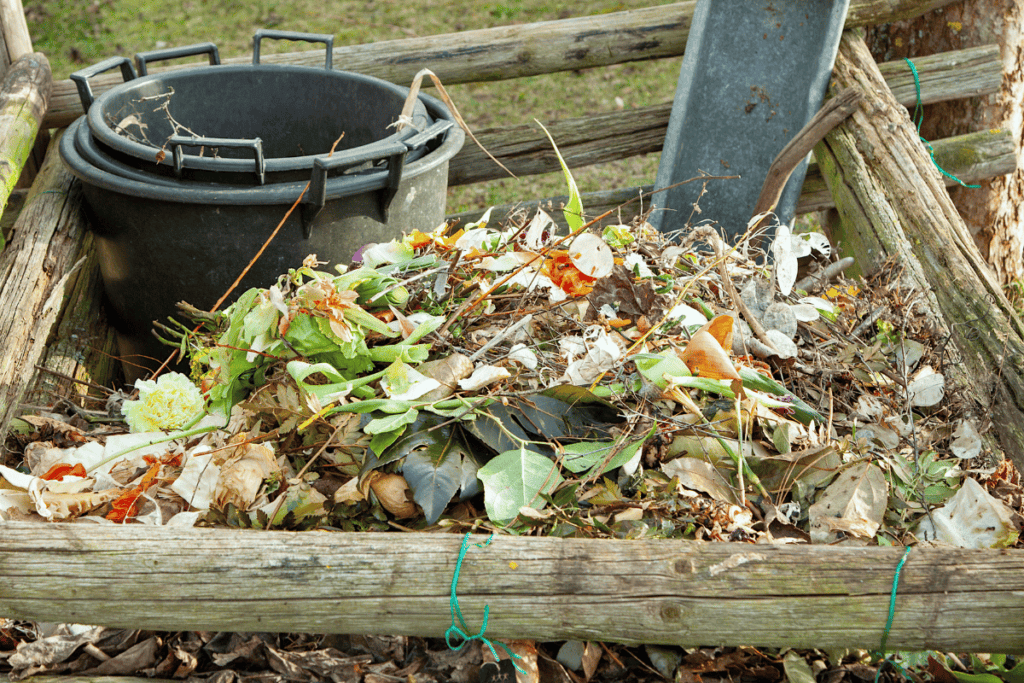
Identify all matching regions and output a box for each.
[61,92,464,208]
[72,116,432,190]
[74,45,430,182]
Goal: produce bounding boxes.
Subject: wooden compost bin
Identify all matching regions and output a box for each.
[1,0,1022,657]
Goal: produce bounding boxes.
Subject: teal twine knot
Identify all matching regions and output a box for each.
[873,546,912,682]
[446,532,526,675]
[904,57,981,189]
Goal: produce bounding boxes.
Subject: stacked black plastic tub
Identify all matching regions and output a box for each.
[59,30,464,379]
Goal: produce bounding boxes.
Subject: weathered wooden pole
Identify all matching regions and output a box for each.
[0,0,33,65]
[815,30,1024,468]
[0,51,50,219]
[0,131,118,444]
[866,0,1024,284]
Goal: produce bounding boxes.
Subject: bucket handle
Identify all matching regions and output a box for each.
[252,29,334,70]
[303,141,409,238]
[70,57,137,111]
[167,135,267,185]
[134,42,221,76]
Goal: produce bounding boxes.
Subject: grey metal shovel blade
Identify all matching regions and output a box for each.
[649,0,849,239]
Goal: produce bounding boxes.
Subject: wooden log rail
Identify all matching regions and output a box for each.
[0,51,48,217]
[0,525,1021,653]
[450,44,1002,187]
[40,0,966,130]
[449,127,1017,228]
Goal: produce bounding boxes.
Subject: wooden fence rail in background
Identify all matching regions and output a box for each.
[450,127,1016,228]
[450,45,1002,186]
[40,0,965,130]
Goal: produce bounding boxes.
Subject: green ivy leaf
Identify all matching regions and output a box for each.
[370,426,407,457]
[561,427,653,476]
[364,408,419,435]
[477,447,564,525]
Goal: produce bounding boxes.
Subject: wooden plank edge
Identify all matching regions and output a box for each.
[1,524,1021,652]
[0,131,92,440]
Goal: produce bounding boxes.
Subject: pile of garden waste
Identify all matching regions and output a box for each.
[2,196,1021,550]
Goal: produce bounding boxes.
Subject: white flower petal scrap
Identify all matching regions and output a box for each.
[668,304,708,330]
[381,362,442,401]
[455,228,500,253]
[458,364,511,391]
[623,253,654,277]
[559,335,587,362]
[523,210,555,250]
[562,325,624,385]
[773,224,797,297]
[568,233,614,279]
[121,372,205,433]
[170,447,220,511]
[507,343,538,369]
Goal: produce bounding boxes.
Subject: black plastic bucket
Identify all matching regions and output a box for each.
[71,31,431,185]
[60,92,464,379]
[71,115,430,190]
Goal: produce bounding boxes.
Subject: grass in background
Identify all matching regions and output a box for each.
[26,0,681,215]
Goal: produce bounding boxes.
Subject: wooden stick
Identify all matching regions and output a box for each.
[0,0,33,63]
[1,524,1021,653]
[749,87,862,231]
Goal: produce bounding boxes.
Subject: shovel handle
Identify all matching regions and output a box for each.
[70,57,137,111]
[134,42,221,76]
[252,29,334,70]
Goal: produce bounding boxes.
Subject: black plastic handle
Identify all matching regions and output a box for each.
[252,29,334,69]
[167,135,266,185]
[70,56,137,111]
[134,42,221,76]
[304,141,409,237]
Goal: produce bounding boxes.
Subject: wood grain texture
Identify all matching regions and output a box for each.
[0,0,33,64]
[447,128,1016,229]
[448,46,1001,187]
[0,52,49,215]
[41,0,962,129]
[0,131,96,441]
[0,524,1021,652]
[22,227,120,415]
[815,31,1024,468]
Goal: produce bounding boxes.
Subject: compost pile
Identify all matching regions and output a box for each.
[2,203,1021,548]
[3,201,1024,683]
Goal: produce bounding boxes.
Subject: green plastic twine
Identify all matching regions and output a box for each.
[447,532,526,675]
[873,546,913,682]
[904,58,981,189]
